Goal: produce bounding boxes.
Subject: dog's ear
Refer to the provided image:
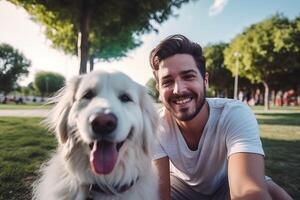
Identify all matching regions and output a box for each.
[139,86,159,155]
[45,76,82,144]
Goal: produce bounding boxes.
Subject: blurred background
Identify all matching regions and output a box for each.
[0,0,299,110]
[0,0,299,199]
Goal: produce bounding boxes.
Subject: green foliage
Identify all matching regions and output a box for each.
[224,14,300,85]
[204,43,234,97]
[224,14,300,110]
[9,0,191,73]
[146,77,159,102]
[0,43,31,95]
[90,32,141,63]
[34,71,65,97]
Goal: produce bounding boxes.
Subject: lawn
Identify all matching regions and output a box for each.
[0,117,56,200]
[0,103,52,110]
[255,111,300,198]
[0,107,299,199]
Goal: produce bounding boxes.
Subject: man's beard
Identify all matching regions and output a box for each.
[168,86,206,121]
[179,95,206,121]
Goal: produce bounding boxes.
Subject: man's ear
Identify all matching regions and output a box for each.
[155,83,163,102]
[155,83,159,91]
[204,72,209,89]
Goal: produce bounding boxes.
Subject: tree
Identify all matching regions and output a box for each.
[146,77,159,102]
[34,71,65,97]
[88,32,142,71]
[0,43,31,95]
[9,0,191,74]
[204,43,234,98]
[20,86,30,96]
[224,14,300,110]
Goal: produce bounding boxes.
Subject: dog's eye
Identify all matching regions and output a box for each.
[119,93,132,103]
[82,90,95,100]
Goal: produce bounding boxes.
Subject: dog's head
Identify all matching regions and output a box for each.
[46,70,158,178]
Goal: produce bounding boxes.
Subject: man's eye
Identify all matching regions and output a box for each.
[82,90,95,100]
[162,80,173,87]
[119,93,132,103]
[183,74,195,80]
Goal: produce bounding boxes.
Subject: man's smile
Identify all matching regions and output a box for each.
[170,94,195,106]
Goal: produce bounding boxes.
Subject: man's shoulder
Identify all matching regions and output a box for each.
[207,98,254,124]
[207,98,248,111]
[208,98,256,130]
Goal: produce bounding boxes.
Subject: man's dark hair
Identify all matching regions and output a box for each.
[149,34,206,78]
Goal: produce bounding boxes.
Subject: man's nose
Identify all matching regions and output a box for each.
[173,81,185,94]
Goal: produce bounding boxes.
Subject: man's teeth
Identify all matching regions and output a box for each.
[174,97,192,104]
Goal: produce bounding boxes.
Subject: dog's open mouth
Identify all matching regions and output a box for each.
[89,128,133,175]
[89,140,123,175]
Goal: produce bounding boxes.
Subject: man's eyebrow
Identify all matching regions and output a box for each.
[161,74,172,81]
[180,69,198,75]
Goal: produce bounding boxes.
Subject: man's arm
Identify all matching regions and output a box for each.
[153,156,170,200]
[228,152,272,200]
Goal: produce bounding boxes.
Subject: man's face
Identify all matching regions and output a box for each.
[156,54,208,121]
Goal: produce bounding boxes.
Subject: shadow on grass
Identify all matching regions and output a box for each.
[262,138,300,199]
[256,113,300,126]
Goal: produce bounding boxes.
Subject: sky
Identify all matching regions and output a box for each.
[0,0,300,86]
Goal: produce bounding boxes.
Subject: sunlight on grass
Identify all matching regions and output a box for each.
[0,104,52,110]
[255,111,300,198]
[0,107,299,199]
[260,125,300,140]
[252,105,300,113]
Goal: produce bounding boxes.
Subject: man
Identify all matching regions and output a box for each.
[150,34,292,200]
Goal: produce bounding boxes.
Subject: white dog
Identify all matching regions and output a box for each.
[33,70,159,200]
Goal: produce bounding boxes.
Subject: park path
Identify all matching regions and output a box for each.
[0,109,49,117]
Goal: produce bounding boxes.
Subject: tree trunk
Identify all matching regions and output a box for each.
[271,90,275,106]
[263,81,270,111]
[89,55,94,72]
[225,88,228,98]
[78,1,92,74]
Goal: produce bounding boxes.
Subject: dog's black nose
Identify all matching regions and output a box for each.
[89,113,117,135]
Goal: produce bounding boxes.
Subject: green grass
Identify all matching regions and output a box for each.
[252,105,300,113]
[255,112,300,199]
[0,107,299,199]
[0,117,56,200]
[0,103,52,110]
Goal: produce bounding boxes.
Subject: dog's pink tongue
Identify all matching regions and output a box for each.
[90,140,118,175]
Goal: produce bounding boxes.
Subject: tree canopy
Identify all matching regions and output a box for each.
[34,71,65,97]
[204,43,234,97]
[9,0,190,74]
[0,43,31,95]
[224,14,300,109]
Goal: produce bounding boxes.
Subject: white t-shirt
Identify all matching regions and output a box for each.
[153,98,264,195]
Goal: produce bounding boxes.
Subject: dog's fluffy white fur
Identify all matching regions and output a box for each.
[33,70,159,200]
